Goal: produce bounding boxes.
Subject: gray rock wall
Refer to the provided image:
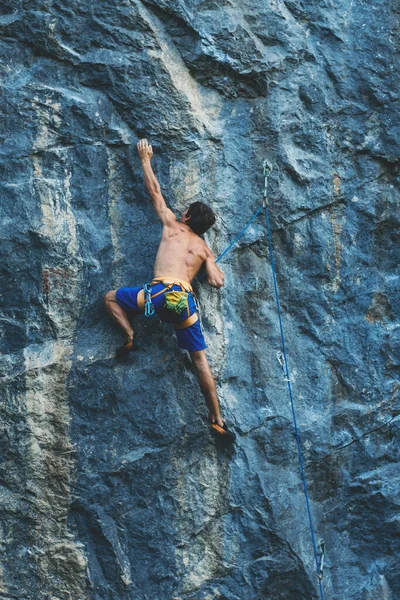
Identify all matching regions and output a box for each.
[1,1,399,598]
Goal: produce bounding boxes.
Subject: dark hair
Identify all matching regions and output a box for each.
[186,201,216,235]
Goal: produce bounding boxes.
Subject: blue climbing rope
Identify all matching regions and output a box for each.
[215,205,265,264]
[213,165,325,599]
[265,203,325,600]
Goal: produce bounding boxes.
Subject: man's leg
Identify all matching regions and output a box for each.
[104,290,134,341]
[190,350,224,428]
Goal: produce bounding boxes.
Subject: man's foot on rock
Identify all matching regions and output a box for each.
[116,337,139,357]
[210,422,236,442]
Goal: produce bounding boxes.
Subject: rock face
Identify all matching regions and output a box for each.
[1,1,399,598]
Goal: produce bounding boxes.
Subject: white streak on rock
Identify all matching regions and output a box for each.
[22,98,88,596]
[136,1,222,136]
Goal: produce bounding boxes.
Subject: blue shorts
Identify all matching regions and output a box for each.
[115,282,207,352]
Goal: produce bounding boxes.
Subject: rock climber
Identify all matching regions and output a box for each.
[104,139,235,442]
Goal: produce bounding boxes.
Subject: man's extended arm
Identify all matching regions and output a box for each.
[137,138,176,225]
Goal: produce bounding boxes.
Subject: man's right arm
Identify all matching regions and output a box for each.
[204,249,224,288]
[137,139,176,226]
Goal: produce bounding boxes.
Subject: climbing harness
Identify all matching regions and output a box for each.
[212,163,326,600]
[139,277,199,330]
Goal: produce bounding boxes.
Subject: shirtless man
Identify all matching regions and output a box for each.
[105,139,235,441]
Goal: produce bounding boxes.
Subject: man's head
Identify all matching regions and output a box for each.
[181,201,216,236]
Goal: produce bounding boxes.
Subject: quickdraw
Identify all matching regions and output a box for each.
[143,282,155,316]
[317,540,326,580]
[263,159,273,207]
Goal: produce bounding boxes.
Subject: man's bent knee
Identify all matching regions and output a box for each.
[104,290,117,305]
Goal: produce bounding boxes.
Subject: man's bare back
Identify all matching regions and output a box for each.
[153,214,224,288]
[154,220,208,283]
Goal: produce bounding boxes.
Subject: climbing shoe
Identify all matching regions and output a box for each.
[210,422,236,442]
[116,337,138,357]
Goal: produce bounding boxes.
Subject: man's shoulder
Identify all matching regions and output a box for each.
[160,208,177,227]
[201,240,213,256]
[196,239,211,262]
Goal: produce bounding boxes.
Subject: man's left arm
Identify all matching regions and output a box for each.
[204,248,224,288]
[137,138,176,226]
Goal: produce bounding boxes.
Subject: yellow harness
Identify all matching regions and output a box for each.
[137,277,199,330]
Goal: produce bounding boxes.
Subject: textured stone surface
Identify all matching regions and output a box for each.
[1,1,399,599]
